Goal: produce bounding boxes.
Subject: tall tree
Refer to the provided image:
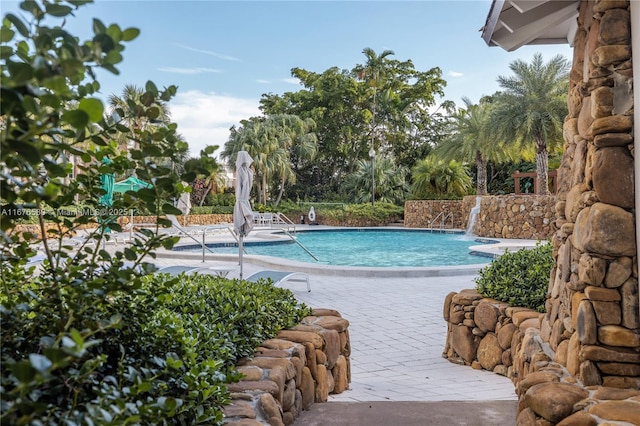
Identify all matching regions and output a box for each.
[260,48,446,201]
[221,114,317,205]
[108,84,172,152]
[342,155,408,204]
[435,97,512,195]
[410,156,472,198]
[491,53,569,195]
[355,48,395,160]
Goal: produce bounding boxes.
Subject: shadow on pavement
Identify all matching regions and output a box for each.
[295,401,517,426]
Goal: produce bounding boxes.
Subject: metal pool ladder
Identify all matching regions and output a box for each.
[429,212,454,229]
[281,229,319,261]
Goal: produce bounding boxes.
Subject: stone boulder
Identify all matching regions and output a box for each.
[450,325,480,364]
[474,301,500,333]
[592,147,634,209]
[524,382,589,423]
[477,333,502,371]
[573,203,636,257]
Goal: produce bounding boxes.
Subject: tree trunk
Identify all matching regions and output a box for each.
[535,136,549,195]
[274,178,285,206]
[199,181,213,206]
[262,174,267,205]
[475,151,488,195]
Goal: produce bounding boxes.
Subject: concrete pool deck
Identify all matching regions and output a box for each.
[149,250,519,424]
[152,253,519,400]
[100,226,526,423]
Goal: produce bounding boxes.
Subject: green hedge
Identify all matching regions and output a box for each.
[474,241,553,313]
[190,205,234,215]
[321,202,404,224]
[1,266,311,425]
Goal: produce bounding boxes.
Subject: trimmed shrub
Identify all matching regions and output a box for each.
[321,202,403,226]
[1,267,311,425]
[474,241,553,312]
[190,205,234,215]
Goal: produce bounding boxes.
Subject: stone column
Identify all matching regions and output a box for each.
[543,0,639,389]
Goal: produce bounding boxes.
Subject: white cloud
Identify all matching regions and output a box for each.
[281,77,301,85]
[256,79,271,84]
[169,90,261,162]
[172,43,240,61]
[448,71,464,78]
[159,67,222,75]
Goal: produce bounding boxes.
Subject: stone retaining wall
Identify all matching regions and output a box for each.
[474,195,557,240]
[404,195,556,239]
[403,200,465,229]
[224,308,351,425]
[9,214,233,238]
[118,214,233,227]
[443,289,640,425]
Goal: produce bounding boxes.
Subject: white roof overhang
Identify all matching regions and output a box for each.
[482,0,581,51]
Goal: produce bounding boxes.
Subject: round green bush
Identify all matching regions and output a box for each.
[474,241,553,313]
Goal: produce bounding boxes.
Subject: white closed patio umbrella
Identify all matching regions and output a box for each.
[176,190,192,226]
[233,151,254,279]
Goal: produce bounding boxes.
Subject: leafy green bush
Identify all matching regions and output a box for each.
[321,202,404,225]
[474,241,553,313]
[2,1,285,424]
[190,205,234,215]
[208,193,236,207]
[1,268,311,424]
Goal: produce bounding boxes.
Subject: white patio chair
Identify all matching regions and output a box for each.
[245,269,311,292]
[262,212,273,227]
[156,264,232,278]
[253,212,262,225]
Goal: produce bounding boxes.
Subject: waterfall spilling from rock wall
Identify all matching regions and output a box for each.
[465,197,481,236]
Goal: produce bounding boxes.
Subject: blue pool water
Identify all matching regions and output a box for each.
[178,229,492,268]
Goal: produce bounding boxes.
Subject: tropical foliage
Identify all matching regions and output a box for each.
[475,241,553,313]
[320,202,404,225]
[0,1,307,423]
[435,97,513,195]
[258,48,447,200]
[221,114,317,205]
[2,266,310,424]
[341,155,408,204]
[490,53,569,195]
[410,156,472,199]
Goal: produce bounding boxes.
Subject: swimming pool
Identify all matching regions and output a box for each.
[176,229,492,268]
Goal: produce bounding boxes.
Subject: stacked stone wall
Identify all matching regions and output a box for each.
[405,196,556,239]
[473,195,557,240]
[403,200,466,229]
[118,214,233,227]
[224,309,351,425]
[9,214,234,238]
[443,289,640,424]
[547,0,639,395]
[442,3,640,422]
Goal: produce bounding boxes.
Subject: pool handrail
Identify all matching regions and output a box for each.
[281,229,319,261]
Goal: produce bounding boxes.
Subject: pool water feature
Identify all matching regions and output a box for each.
[177,229,492,268]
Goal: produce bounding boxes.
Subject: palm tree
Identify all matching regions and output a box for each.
[355,47,395,205]
[222,114,317,205]
[435,97,512,195]
[196,165,226,206]
[267,115,318,205]
[410,156,472,198]
[108,84,171,152]
[491,53,569,195]
[342,155,408,204]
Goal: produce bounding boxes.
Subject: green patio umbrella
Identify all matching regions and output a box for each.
[113,176,152,193]
[98,158,114,233]
[113,176,152,239]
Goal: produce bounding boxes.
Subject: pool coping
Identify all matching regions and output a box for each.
[155,226,538,278]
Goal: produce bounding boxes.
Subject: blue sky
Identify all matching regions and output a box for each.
[4,1,573,159]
